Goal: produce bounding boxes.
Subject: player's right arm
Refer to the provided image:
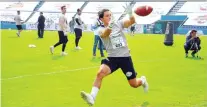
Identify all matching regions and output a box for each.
[123,15,136,28]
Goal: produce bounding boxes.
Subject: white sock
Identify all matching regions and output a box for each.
[90,86,99,100]
[140,78,145,85]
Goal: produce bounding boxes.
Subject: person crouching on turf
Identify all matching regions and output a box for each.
[184,30,201,57]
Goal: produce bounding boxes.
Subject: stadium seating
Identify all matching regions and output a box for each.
[0,1,206,35]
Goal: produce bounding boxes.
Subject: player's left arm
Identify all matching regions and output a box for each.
[197,37,201,45]
[123,15,136,28]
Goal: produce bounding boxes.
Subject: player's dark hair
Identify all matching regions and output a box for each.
[77,8,81,12]
[17,11,20,14]
[98,9,110,19]
[190,30,197,34]
[61,6,66,10]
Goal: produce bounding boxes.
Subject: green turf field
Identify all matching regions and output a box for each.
[1,30,207,107]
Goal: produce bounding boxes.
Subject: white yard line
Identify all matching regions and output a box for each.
[1,66,99,81]
[1,58,170,81]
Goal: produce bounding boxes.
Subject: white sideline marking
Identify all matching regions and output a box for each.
[1,66,99,81]
[1,59,169,81]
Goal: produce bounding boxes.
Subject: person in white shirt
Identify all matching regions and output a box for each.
[50,6,68,56]
[80,7,148,106]
[14,11,23,37]
[74,8,84,50]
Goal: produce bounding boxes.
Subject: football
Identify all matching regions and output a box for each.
[134,5,153,16]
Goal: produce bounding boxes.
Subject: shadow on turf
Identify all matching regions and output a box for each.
[51,55,65,60]
[90,57,104,63]
[71,49,81,52]
[35,38,44,40]
[140,101,150,107]
[8,36,19,38]
[186,57,204,60]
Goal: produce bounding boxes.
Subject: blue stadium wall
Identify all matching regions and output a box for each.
[1,19,207,35]
[146,15,207,35]
[1,21,26,29]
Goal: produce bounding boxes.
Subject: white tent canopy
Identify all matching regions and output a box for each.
[38,2,84,12]
[83,2,129,13]
[0,11,31,22]
[80,13,122,24]
[184,13,207,26]
[0,2,38,11]
[27,12,74,23]
[178,2,207,13]
[176,13,207,26]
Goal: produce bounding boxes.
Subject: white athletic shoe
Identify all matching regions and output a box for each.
[50,46,54,54]
[141,76,149,93]
[80,91,94,106]
[75,46,82,50]
[16,32,20,37]
[61,52,68,56]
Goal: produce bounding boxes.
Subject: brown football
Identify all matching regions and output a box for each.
[134,5,153,16]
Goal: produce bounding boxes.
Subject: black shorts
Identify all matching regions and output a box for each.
[101,57,137,80]
[58,31,68,43]
[16,25,22,30]
[74,28,82,38]
[131,27,135,32]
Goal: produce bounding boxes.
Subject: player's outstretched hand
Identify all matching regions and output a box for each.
[123,3,133,17]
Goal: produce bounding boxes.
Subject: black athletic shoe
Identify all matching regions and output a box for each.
[191,53,195,57]
[185,53,188,58]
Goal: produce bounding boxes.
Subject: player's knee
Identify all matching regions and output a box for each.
[184,45,188,49]
[129,83,139,88]
[128,78,139,88]
[96,69,107,80]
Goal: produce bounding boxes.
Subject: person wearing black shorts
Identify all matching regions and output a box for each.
[50,6,68,56]
[74,9,84,50]
[130,24,135,36]
[80,7,149,106]
[14,11,23,37]
[16,25,22,31]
